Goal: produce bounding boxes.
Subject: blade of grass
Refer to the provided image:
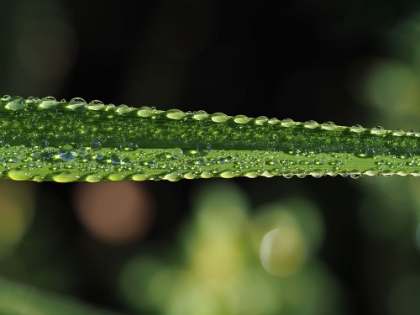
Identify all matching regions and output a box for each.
[0,95,419,182]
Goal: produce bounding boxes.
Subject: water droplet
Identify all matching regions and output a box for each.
[166,109,185,120]
[53,172,79,183]
[116,105,131,115]
[110,154,122,165]
[350,124,364,133]
[68,97,86,111]
[220,171,235,178]
[321,121,336,130]
[392,129,405,136]
[192,110,208,120]
[87,100,105,110]
[281,118,295,127]
[26,96,37,105]
[40,96,57,109]
[371,126,386,136]
[234,115,251,124]
[137,106,153,117]
[304,120,319,129]
[196,143,211,156]
[171,148,184,159]
[2,95,11,101]
[90,140,102,151]
[164,172,182,181]
[6,97,26,111]
[128,143,138,151]
[132,174,148,181]
[108,173,125,181]
[211,112,228,123]
[407,130,416,137]
[77,147,88,158]
[255,116,268,125]
[59,145,76,162]
[8,169,31,181]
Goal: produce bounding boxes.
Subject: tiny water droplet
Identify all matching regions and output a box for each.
[69,97,86,111]
[211,112,228,123]
[128,143,138,151]
[407,130,416,137]
[41,96,57,109]
[116,105,131,115]
[87,100,105,110]
[392,129,405,136]
[171,148,184,159]
[2,95,11,101]
[77,147,88,158]
[350,124,364,133]
[234,115,251,124]
[166,109,185,120]
[281,118,295,127]
[6,97,26,111]
[371,126,386,135]
[192,110,208,120]
[321,121,336,130]
[59,150,76,162]
[255,116,268,125]
[196,143,211,156]
[137,106,153,117]
[304,120,319,129]
[90,140,102,151]
[111,154,122,165]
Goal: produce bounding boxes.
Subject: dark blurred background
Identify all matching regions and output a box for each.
[1,0,420,314]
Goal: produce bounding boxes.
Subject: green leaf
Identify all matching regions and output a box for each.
[0,95,419,182]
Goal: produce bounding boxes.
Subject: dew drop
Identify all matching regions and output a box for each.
[90,140,102,151]
[116,105,131,115]
[132,174,147,181]
[196,143,211,156]
[128,143,138,151]
[281,118,295,127]
[192,110,208,120]
[137,106,153,117]
[234,115,251,124]
[371,126,386,136]
[211,112,228,123]
[350,124,364,133]
[6,97,26,111]
[321,121,336,130]
[407,130,416,137]
[304,120,319,129]
[59,145,76,162]
[392,129,405,136]
[110,154,122,165]
[77,147,88,158]
[87,100,105,110]
[40,96,57,109]
[2,95,11,101]
[166,109,185,120]
[255,116,268,125]
[69,97,86,111]
[171,148,184,159]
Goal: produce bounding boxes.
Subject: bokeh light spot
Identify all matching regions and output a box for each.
[74,181,154,245]
[260,227,306,277]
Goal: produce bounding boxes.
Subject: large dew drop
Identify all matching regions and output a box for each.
[197,143,212,156]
